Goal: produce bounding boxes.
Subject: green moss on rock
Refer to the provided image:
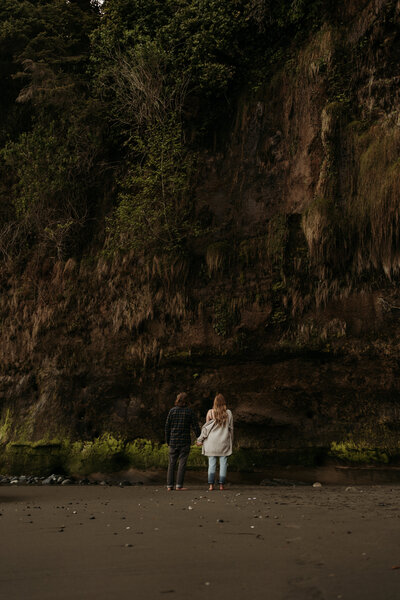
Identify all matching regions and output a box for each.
[329,441,390,465]
[2,434,400,477]
[0,441,65,476]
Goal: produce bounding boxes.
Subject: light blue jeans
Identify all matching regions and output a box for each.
[208,456,228,484]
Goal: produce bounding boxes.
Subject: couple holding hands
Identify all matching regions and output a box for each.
[165,392,233,491]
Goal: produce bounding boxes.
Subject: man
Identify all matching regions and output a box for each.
[165,392,200,491]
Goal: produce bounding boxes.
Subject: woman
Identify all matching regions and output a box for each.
[196,394,233,491]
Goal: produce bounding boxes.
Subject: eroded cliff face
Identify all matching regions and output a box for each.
[2,0,400,462]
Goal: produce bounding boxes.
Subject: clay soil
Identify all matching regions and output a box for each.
[0,484,399,600]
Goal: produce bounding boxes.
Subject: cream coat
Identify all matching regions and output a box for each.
[197,409,233,457]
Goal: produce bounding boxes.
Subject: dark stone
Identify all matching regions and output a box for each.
[259,478,307,486]
[42,476,55,485]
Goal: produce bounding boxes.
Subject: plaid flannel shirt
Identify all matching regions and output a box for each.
[165,406,200,447]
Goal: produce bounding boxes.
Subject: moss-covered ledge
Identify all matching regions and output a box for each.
[1,435,400,477]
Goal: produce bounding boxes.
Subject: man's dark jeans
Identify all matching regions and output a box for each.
[167,445,190,489]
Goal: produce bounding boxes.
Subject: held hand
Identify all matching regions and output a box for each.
[196,441,202,447]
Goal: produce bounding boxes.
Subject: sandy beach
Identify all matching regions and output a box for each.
[0,484,399,600]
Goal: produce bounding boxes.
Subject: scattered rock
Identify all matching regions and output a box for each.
[260,478,307,487]
[0,475,145,486]
[42,474,61,485]
[312,482,322,488]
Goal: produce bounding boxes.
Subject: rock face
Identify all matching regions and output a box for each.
[1,0,400,458]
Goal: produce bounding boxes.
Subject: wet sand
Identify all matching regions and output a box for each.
[0,484,399,600]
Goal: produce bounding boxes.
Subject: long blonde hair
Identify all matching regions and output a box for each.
[212,394,228,426]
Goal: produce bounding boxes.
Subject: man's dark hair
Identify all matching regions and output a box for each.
[175,392,188,407]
